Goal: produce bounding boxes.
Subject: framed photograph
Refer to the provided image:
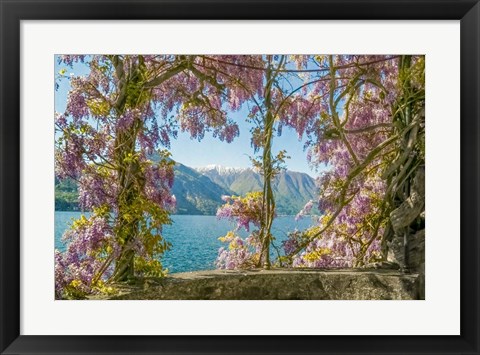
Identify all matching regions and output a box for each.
[1,0,479,354]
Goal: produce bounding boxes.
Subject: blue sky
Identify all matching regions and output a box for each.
[168,111,317,175]
[55,58,322,177]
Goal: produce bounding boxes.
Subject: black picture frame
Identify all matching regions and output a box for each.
[1,0,479,354]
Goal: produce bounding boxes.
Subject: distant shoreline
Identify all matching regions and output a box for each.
[54,210,302,217]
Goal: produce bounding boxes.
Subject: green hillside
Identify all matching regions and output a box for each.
[55,177,79,211]
[171,163,232,215]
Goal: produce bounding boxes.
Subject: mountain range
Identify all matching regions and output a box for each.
[55,163,318,216]
[192,165,317,215]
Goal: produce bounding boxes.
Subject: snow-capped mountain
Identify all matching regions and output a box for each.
[195,164,250,175]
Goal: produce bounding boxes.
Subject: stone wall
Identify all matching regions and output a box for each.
[101,269,424,300]
[408,229,425,299]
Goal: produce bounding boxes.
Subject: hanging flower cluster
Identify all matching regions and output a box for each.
[215,192,264,269]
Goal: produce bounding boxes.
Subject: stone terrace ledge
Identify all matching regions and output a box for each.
[91,268,424,300]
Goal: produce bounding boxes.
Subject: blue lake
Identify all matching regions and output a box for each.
[55,212,312,273]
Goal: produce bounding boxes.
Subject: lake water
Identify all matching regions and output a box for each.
[55,212,312,273]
